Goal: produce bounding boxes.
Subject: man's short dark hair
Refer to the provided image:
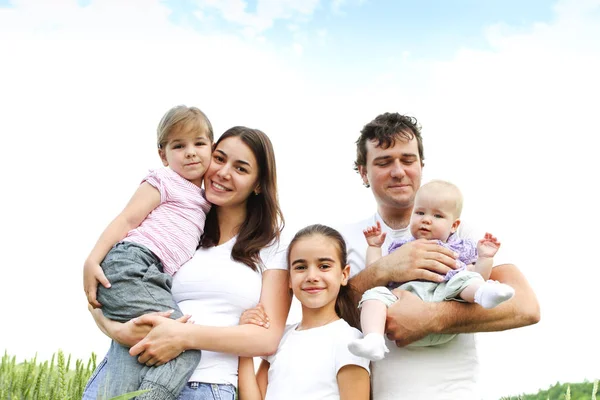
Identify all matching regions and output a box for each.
[354,112,425,173]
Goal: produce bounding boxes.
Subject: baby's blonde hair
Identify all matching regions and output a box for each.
[418,179,464,218]
[157,105,213,149]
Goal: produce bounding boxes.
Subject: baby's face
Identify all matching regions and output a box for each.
[409,188,459,242]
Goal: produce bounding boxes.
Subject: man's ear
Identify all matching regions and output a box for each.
[340,264,351,286]
[358,166,369,187]
[451,218,461,234]
[158,149,169,167]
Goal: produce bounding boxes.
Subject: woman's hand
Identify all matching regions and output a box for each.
[88,306,189,348]
[128,313,191,366]
[240,303,270,328]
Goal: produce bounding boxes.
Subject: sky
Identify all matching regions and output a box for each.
[0,0,599,398]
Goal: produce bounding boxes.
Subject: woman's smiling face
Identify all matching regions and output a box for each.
[204,136,260,209]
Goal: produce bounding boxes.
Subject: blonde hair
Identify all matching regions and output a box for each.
[419,179,464,217]
[157,105,213,149]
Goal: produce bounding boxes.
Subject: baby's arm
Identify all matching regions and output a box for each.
[364,221,387,267]
[468,232,501,280]
[83,182,161,307]
[238,304,270,400]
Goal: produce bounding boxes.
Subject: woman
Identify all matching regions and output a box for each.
[83,126,291,400]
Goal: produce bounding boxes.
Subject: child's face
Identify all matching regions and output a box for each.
[289,235,350,312]
[159,125,212,187]
[409,188,460,242]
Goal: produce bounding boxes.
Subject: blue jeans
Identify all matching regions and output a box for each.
[83,353,234,400]
[94,242,201,399]
[177,383,236,400]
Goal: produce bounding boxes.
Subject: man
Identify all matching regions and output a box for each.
[341,112,540,400]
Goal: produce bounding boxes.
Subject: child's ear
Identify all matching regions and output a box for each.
[340,264,351,286]
[451,218,461,234]
[158,149,169,167]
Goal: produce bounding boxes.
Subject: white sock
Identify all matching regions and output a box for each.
[474,280,515,309]
[348,333,389,361]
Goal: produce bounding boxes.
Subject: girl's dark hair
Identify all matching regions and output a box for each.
[200,126,284,271]
[287,224,360,329]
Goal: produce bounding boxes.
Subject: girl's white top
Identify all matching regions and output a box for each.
[171,236,287,386]
[264,319,370,400]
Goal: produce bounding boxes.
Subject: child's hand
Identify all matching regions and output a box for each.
[83,260,111,308]
[363,221,387,247]
[239,303,270,328]
[477,233,501,258]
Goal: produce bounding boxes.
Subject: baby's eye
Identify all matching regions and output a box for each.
[434,214,444,219]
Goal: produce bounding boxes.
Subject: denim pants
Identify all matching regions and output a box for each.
[93,242,201,399]
[83,354,235,400]
[97,241,180,322]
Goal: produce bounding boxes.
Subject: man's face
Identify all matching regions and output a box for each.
[358,136,423,212]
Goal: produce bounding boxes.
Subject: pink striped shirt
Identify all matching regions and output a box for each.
[123,167,211,275]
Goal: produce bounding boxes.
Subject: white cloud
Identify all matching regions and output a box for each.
[191,0,321,34]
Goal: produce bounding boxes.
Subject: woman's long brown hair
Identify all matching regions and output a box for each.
[200,126,284,272]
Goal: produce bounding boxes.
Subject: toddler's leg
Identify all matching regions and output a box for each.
[98,243,179,321]
[348,299,390,361]
[461,280,515,309]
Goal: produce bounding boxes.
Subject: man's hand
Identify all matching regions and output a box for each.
[83,260,111,308]
[477,233,501,259]
[386,289,438,347]
[385,239,458,284]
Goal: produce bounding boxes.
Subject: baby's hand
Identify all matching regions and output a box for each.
[239,303,270,328]
[83,260,111,308]
[477,233,501,258]
[363,221,387,247]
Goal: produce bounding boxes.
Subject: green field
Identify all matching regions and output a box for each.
[0,350,597,399]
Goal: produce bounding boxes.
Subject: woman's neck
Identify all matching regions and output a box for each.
[216,204,247,245]
[298,304,339,331]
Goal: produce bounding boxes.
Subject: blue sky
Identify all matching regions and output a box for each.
[163,0,555,57]
[155,0,560,89]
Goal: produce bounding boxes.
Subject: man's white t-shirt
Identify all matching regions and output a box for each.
[171,236,287,387]
[339,213,503,400]
[264,319,370,400]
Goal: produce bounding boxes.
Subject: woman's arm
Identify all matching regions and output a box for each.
[237,358,269,400]
[386,264,541,346]
[88,306,180,347]
[337,365,370,400]
[83,182,161,307]
[130,269,292,364]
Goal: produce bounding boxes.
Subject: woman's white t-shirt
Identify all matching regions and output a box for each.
[171,236,287,387]
[264,319,370,400]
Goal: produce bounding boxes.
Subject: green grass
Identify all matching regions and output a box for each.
[1,350,597,400]
[0,350,96,399]
[500,379,598,400]
[0,351,148,400]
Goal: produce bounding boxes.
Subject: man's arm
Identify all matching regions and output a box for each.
[348,239,458,306]
[387,264,540,346]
